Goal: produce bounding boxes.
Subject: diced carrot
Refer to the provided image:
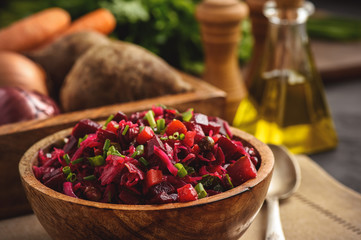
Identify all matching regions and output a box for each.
[145,169,163,188]
[177,184,198,202]
[166,120,187,135]
[183,131,196,147]
[106,121,119,134]
[136,126,154,144]
[0,8,71,52]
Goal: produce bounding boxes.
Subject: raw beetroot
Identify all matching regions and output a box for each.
[33,106,260,204]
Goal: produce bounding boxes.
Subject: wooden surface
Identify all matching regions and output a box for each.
[3,155,361,239]
[0,72,226,220]
[311,40,361,82]
[196,0,249,123]
[18,127,273,240]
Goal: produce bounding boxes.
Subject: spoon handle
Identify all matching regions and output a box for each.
[266,197,286,240]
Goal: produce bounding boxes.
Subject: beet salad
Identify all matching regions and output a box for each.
[33,106,260,204]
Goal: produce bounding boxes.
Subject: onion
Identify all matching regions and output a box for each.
[0,51,48,95]
[0,87,60,126]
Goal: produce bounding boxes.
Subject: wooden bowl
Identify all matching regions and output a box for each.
[19,126,274,240]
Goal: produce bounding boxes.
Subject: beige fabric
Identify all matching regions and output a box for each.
[1,155,361,240]
[243,155,361,240]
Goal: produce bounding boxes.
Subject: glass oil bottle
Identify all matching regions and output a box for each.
[233,0,338,154]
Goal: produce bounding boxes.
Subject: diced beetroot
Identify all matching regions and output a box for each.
[34,107,260,205]
[120,172,141,188]
[146,135,165,157]
[147,181,176,201]
[223,121,233,139]
[118,189,141,204]
[125,162,145,180]
[193,124,205,142]
[226,156,257,186]
[153,146,178,176]
[200,121,221,136]
[177,184,198,202]
[194,113,208,126]
[72,119,101,139]
[149,192,178,204]
[99,156,125,185]
[152,106,164,116]
[63,182,78,198]
[113,111,128,122]
[42,168,65,191]
[214,145,225,166]
[217,136,238,159]
[165,175,187,189]
[63,135,77,154]
[96,128,117,143]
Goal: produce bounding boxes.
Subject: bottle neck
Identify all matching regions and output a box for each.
[256,0,315,76]
[263,0,314,25]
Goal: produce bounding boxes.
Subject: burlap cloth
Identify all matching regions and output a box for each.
[1,155,360,240]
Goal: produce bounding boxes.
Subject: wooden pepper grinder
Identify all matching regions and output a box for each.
[196,0,249,123]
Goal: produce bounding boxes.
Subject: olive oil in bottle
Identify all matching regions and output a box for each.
[233,0,337,154]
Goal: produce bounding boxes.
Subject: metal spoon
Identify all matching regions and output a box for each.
[265,144,301,240]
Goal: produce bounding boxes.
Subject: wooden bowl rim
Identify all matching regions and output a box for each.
[19,126,274,211]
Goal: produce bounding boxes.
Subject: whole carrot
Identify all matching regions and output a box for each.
[0,8,71,52]
[62,8,116,35]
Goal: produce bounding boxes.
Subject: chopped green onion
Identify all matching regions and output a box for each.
[160,136,168,141]
[66,173,77,182]
[145,110,156,128]
[62,166,71,176]
[225,174,234,188]
[136,145,144,155]
[174,163,188,178]
[173,132,179,139]
[88,155,105,166]
[102,114,114,129]
[63,154,70,165]
[179,133,185,140]
[103,139,111,158]
[138,157,149,167]
[107,145,122,157]
[195,182,207,199]
[156,118,165,131]
[78,134,88,147]
[131,145,145,158]
[182,108,194,122]
[103,139,111,152]
[72,158,84,165]
[122,125,129,135]
[83,175,96,181]
[168,135,174,140]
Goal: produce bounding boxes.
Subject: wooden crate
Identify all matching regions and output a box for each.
[0,72,226,219]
